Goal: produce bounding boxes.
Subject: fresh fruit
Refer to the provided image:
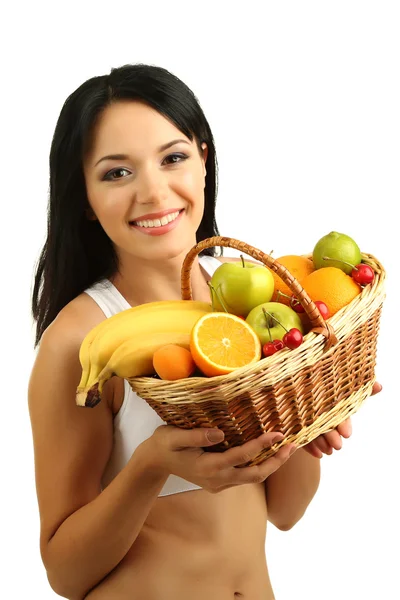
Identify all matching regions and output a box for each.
[273,339,285,350]
[290,296,306,313]
[92,333,191,401]
[312,231,361,274]
[246,302,304,345]
[262,338,286,357]
[190,312,262,377]
[263,342,277,357]
[314,300,330,320]
[318,255,375,286]
[352,264,375,285]
[76,300,212,406]
[269,255,315,305]
[153,344,196,380]
[283,328,303,349]
[301,267,361,317]
[209,256,274,317]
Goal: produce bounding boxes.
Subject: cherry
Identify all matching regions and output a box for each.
[272,339,285,350]
[351,264,375,285]
[282,328,303,349]
[323,256,375,286]
[263,342,278,357]
[314,300,330,320]
[290,296,305,313]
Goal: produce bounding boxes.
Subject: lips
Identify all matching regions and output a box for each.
[130,208,183,226]
[129,208,184,236]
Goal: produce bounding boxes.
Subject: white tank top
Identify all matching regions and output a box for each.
[84,254,222,497]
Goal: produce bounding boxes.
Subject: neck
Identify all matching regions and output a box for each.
[110,251,211,306]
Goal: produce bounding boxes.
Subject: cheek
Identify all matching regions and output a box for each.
[88,186,128,223]
[174,168,206,208]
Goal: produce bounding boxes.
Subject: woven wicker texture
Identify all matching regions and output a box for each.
[130,237,386,466]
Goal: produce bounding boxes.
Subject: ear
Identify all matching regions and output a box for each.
[201,142,208,177]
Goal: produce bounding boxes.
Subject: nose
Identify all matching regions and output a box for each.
[134,166,168,206]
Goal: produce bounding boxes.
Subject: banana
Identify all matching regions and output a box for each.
[77,333,190,407]
[76,300,212,406]
[78,300,178,389]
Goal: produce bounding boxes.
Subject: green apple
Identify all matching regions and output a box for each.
[209,259,275,317]
[246,302,304,345]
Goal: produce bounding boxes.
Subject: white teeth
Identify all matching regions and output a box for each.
[133,211,180,228]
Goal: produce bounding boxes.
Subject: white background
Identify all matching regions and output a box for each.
[1,1,399,598]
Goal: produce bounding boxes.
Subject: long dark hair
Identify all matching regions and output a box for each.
[32,63,220,346]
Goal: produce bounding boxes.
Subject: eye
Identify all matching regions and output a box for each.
[102,168,131,181]
[162,153,189,166]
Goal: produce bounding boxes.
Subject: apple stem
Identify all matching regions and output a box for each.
[322,256,358,270]
[207,281,229,313]
[240,254,246,268]
[262,308,289,333]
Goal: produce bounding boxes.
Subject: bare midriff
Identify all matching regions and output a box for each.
[85,482,275,600]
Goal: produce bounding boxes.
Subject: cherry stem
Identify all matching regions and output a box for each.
[277,290,301,309]
[207,281,229,313]
[240,254,246,268]
[322,256,359,270]
[262,308,289,334]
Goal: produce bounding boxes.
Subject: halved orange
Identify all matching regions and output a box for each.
[190,312,262,377]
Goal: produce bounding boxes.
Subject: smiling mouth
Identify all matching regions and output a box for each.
[130,209,183,228]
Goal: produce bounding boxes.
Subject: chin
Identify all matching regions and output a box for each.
[132,233,198,264]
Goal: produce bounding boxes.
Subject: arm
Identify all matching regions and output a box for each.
[265,448,321,531]
[28,312,168,600]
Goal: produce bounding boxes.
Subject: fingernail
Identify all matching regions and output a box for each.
[271,433,284,445]
[206,429,225,443]
[288,445,297,456]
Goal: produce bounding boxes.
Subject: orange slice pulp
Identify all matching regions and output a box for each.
[190,312,262,377]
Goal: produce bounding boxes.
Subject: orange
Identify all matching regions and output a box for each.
[190,312,262,377]
[301,267,362,317]
[269,255,315,306]
[153,344,196,381]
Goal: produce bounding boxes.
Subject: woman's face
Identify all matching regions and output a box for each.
[83,101,208,263]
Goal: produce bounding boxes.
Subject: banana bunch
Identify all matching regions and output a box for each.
[76,300,212,407]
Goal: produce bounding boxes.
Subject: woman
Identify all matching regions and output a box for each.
[28,63,381,600]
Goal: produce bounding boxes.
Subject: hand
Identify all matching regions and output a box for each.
[303,381,383,458]
[144,425,297,494]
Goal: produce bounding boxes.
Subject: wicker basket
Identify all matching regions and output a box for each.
[129,236,386,466]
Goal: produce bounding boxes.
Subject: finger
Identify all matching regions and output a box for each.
[371,381,382,395]
[231,444,297,485]
[313,435,333,455]
[336,418,352,438]
[165,426,225,450]
[214,432,284,469]
[303,441,323,459]
[322,430,343,451]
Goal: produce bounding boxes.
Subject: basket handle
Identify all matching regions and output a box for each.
[181,236,338,349]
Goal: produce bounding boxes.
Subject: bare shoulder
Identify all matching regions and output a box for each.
[41,291,108,350]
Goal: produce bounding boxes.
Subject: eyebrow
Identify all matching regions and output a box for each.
[93,138,191,167]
